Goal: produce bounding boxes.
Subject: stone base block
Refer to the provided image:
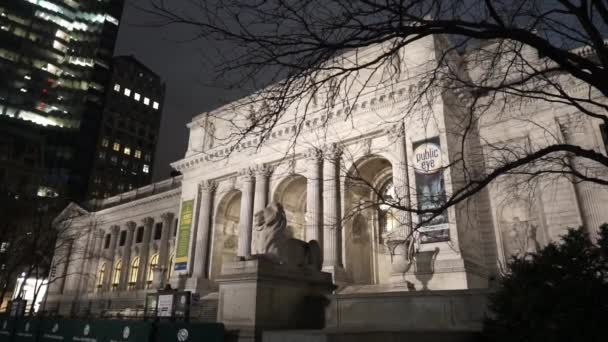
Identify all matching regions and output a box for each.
[217,258,335,341]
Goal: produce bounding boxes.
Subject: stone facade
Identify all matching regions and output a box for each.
[48,36,608,329]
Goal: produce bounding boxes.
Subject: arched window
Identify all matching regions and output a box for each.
[147,254,159,286]
[167,254,174,280]
[378,179,398,235]
[112,260,122,290]
[96,263,106,288]
[128,257,140,289]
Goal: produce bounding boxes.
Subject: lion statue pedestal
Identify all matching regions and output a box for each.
[216,203,335,342]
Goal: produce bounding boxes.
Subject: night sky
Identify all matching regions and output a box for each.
[114,1,241,181]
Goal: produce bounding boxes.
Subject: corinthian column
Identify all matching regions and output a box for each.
[159,212,174,272]
[237,167,256,259]
[103,226,119,291]
[137,217,154,289]
[192,180,216,278]
[86,229,105,292]
[119,221,136,290]
[323,143,343,268]
[305,148,323,244]
[387,123,412,239]
[252,164,273,254]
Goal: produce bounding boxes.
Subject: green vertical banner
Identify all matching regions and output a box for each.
[175,199,194,271]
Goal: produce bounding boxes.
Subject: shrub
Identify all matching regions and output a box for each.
[483,225,608,342]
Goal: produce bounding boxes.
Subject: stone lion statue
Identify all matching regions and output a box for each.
[253,202,322,270]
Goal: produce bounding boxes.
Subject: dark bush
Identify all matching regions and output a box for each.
[484,225,608,342]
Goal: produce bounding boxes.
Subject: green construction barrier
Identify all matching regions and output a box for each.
[0,316,15,342]
[12,318,39,342]
[37,319,152,342]
[38,318,72,342]
[96,320,152,342]
[154,322,224,342]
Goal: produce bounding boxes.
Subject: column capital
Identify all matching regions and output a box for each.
[323,143,343,160]
[304,147,323,161]
[199,179,217,193]
[141,217,154,226]
[126,221,137,230]
[110,225,120,234]
[160,212,174,222]
[96,228,106,238]
[238,167,255,181]
[385,122,405,139]
[254,164,274,178]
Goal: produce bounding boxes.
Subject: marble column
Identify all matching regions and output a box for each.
[158,212,174,273]
[237,167,256,259]
[192,180,216,279]
[137,217,154,289]
[119,222,136,290]
[252,164,272,255]
[306,148,324,244]
[323,143,343,268]
[388,123,412,239]
[103,225,119,291]
[86,229,105,292]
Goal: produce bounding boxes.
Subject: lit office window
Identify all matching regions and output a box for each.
[134,150,142,159]
[153,101,159,109]
[143,97,150,105]
[113,84,120,92]
[101,138,109,147]
[134,93,141,101]
[124,88,131,96]
[143,164,150,174]
[124,147,131,155]
[113,142,120,151]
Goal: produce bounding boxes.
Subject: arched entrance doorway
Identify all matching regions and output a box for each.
[272,174,307,240]
[210,190,241,280]
[344,155,394,284]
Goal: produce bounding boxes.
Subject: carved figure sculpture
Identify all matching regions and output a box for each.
[253,202,322,270]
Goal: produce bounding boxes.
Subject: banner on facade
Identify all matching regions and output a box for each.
[413,137,450,243]
[175,199,194,271]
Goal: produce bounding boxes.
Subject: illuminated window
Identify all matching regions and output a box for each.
[129,257,139,285]
[113,142,120,151]
[143,97,150,105]
[134,93,141,101]
[153,101,159,110]
[112,260,122,289]
[101,138,109,147]
[124,147,131,155]
[142,164,150,174]
[20,88,27,93]
[97,263,106,288]
[134,150,142,159]
[124,88,131,97]
[147,254,158,284]
[113,84,120,92]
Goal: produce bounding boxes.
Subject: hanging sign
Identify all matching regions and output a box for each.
[174,199,194,271]
[413,137,450,243]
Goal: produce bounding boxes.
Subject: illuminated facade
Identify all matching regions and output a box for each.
[0,0,125,199]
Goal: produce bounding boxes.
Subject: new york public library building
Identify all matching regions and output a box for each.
[44,37,608,341]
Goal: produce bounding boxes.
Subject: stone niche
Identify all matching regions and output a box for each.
[216,258,335,341]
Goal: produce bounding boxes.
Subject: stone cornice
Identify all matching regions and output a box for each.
[172,81,415,172]
[93,188,180,217]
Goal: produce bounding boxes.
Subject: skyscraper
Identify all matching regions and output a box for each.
[88,55,165,199]
[0,0,125,200]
